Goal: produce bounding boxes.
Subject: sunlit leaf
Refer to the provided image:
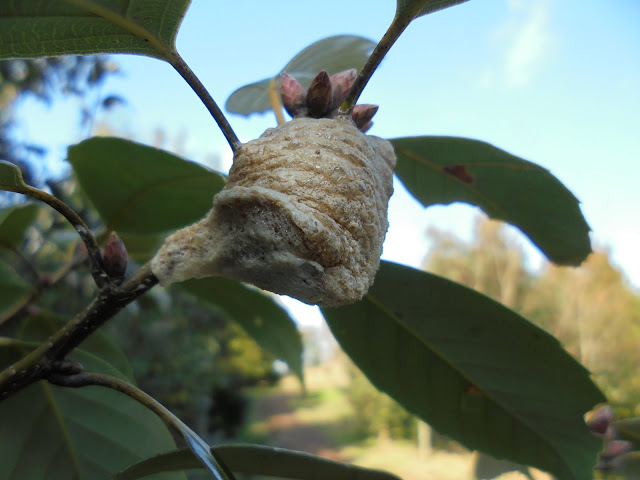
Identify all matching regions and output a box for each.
[0,0,190,59]
[0,161,28,192]
[180,430,231,480]
[226,35,375,117]
[116,443,400,480]
[68,137,225,235]
[0,203,40,250]
[180,277,304,384]
[396,0,470,21]
[0,338,184,480]
[391,136,592,265]
[321,261,605,480]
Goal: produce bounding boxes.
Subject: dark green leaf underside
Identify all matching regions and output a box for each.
[0,338,182,480]
[180,277,304,384]
[225,35,375,116]
[391,136,591,265]
[322,261,605,480]
[116,443,400,480]
[68,137,225,235]
[0,0,190,59]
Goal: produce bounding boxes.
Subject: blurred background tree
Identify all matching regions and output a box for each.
[0,56,120,191]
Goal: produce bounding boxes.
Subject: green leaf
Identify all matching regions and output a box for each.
[226,35,376,117]
[180,277,304,384]
[0,0,190,59]
[116,443,401,480]
[396,0,470,21]
[0,338,184,480]
[0,203,40,250]
[225,79,274,117]
[18,312,134,380]
[117,231,167,263]
[0,259,33,321]
[0,161,28,192]
[68,137,225,234]
[391,136,592,265]
[321,261,605,480]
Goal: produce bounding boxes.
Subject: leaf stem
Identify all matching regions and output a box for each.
[339,14,411,114]
[0,263,158,401]
[48,372,235,480]
[167,53,241,151]
[268,78,286,126]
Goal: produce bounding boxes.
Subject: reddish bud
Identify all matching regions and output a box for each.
[280,72,307,118]
[352,104,378,131]
[586,405,615,437]
[330,68,357,109]
[306,70,333,118]
[601,440,633,461]
[103,232,128,283]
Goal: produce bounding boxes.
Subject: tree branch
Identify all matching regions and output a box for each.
[0,263,158,401]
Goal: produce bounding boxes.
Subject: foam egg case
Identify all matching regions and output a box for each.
[151,116,396,307]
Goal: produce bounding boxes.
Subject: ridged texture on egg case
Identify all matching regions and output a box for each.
[151,117,396,307]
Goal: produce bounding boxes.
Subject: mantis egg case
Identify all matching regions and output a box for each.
[151,116,396,307]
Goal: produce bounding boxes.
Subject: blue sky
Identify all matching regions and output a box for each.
[15,0,640,321]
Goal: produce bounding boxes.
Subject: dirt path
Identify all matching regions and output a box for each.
[250,391,346,462]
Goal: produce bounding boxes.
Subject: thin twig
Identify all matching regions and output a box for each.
[168,53,241,151]
[339,14,411,114]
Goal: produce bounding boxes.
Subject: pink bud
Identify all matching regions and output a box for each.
[306,70,333,118]
[352,104,378,131]
[586,405,615,437]
[601,440,633,461]
[103,232,128,283]
[330,68,357,109]
[280,72,307,118]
